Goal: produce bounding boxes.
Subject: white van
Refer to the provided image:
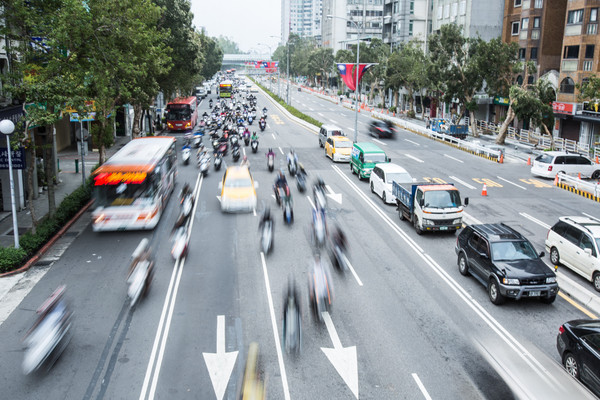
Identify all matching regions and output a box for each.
[318,124,344,147]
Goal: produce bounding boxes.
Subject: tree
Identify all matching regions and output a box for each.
[386,39,429,115]
[216,35,242,54]
[308,48,334,88]
[199,33,223,81]
[510,77,555,145]
[363,39,390,106]
[428,24,486,136]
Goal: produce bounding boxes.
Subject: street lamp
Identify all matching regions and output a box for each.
[0,119,19,248]
[327,14,360,143]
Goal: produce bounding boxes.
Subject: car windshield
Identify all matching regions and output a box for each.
[335,141,352,148]
[387,172,412,184]
[423,190,461,208]
[225,177,252,188]
[331,130,343,136]
[364,153,387,163]
[491,240,538,261]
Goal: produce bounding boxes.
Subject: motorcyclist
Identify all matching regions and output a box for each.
[262,106,268,115]
[275,169,287,190]
[251,131,259,141]
[180,183,192,202]
[259,207,273,230]
[282,279,301,353]
[240,155,250,168]
[266,147,275,160]
[308,255,333,320]
[331,224,347,252]
[202,111,208,118]
[287,148,298,167]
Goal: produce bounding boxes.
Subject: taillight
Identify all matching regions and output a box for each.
[559,325,565,335]
[548,165,553,171]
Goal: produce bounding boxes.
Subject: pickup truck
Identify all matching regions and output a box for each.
[392,181,468,234]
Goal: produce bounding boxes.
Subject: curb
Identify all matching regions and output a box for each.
[0,199,94,278]
[556,181,600,203]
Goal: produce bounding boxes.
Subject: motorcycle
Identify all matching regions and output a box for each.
[314,184,327,210]
[259,119,266,132]
[214,153,222,171]
[193,132,203,148]
[171,226,188,260]
[282,285,301,355]
[198,154,210,177]
[217,141,228,156]
[296,170,306,193]
[267,152,275,172]
[274,184,290,207]
[243,131,250,146]
[251,138,259,153]
[22,285,73,375]
[312,208,327,248]
[261,219,273,255]
[182,144,191,165]
[248,115,253,125]
[282,196,294,225]
[288,157,297,176]
[232,144,241,162]
[262,109,268,119]
[308,259,333,322]
[209,99,213,108]
[329,241,349,273]
[127,238,154,308]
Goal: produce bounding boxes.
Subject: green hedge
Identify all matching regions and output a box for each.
[250,78,323,129]
[0,178,93,273]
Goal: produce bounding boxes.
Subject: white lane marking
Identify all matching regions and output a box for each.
[372,139,387,146]
[412,373,432,400]
[462,211,483,225]
[404,154,424,163]
[583,212,599,222]
[344,255,363,287]
[278,147,284,155]
[330,119,340,125]
[0,266,49,327]
[242,147,246,156]
[202,315,238,400]
[404,139,420,146]
[272,133,276,140]
[308,108,314,111]
[332,165,559,389]
[301,103,306,107]
[306,195,316,210]
[497,176,527,190]
[140,174,203,400]
[444,154,464,163]
[260,252,291,400]
[341,113,347,117]
[347,128,355,132]
[318,112,325,117]
[449,176,476,190]
[519,212,551,230]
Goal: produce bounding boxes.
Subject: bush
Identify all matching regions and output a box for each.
[407,110,416,119]
[0,247,27,273]
[389,106,397,113]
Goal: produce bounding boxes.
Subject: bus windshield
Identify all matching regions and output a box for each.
[94,179,156,208]
[166,107,191,121]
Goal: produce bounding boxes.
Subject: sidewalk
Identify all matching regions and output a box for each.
[0,135,131,249]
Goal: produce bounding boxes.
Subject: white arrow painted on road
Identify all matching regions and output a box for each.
[325,185,342,205]
[321,311,358,399]
[203,315,238,400]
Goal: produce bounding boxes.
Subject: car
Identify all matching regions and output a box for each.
[455,223,558,305]
[368,119,396,139]
[325,136,352,162]
[318,124,344,148]
[531,151,600,179]
[194,88,207,99]
[219,166,258,213]
[557,319,600,397]
[545,216,600,291]
[369,163,413,204]
[250,86,259,93]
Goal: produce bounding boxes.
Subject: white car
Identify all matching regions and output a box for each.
[369,163,413,204]
[531,151,600,179]
[545,216,600,291]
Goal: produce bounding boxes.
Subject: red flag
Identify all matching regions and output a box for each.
[336,63,374,91]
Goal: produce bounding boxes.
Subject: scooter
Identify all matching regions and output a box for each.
[259,119,266,132]
[296,170,306,193]
[171,226,189,260]
[251,138,259,153]
[308,260,333,323]
[267,152,275,172]
[182,144,191,165]
[214,153,222,171]
[282,288,301,355]
[282,196,294,225]
[127,238,154,308]
[199,154,210,177]
[312,208,327,248]
[261,219,273,255]
[243,131,250,146]
[193,132,203,148]
[232,145,241,162]
[314,185,327,210]
[248,115,253,125]
[288,157,297,176]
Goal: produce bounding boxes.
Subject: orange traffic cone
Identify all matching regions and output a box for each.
[527,157,531,166]
[578,172,582,180]
[553,174,559,186]
[499,153,504,164]
[481,183,488,196]
[596,155,599,164]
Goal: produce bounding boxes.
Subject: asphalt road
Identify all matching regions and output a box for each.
[0,85,597,400]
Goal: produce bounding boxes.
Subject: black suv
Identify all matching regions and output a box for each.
[455,223,559,305]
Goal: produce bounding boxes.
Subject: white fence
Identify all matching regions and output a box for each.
[557,172,600,198]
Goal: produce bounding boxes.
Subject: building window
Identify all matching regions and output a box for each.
[519,48,526,59]
[515,0,521,6]
[564,45,580,59]
[410,0,414,13]
[409,20,413,36]
[521,18,529,30]
[583,60,593,71]
[567,9,584,24]
[530,47,538,59]
[560,77,575,93]
[533,17,540,28]
[591,8,598,22]
[532,29,540,39]
[586,44,595,58]
[393,23,397,34]
[512,21,520,35]
[588,23,598,35]
[451,2,458,16]
[516,75,523,85]
[444,4,449,18]
[534,0,542,7]
[437,5,442,19]
[528,75,534,84]
[459,0,466,15]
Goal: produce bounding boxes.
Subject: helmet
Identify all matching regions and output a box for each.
[279,169,285,179]
[243,155,247,162]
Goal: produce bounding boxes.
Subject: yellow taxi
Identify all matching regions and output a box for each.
[219,166,257,212]
[325,135,352,162]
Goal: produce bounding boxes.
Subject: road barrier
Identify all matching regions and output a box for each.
[556,172,600,202]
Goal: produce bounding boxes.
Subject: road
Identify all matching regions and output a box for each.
[0,83,597,399]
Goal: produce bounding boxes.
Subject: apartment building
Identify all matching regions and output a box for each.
[383,0,431,52]
[321,0,384,52]
[432,0,504,41]
[282,0,323,44]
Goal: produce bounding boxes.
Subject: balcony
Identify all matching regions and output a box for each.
[565,24,583,36]
[562,60,578,72]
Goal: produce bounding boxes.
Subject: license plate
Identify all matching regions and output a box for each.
[529,291,541,297]
[440,226,448,230]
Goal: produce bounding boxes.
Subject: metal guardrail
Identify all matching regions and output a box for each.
[557,172,600,198]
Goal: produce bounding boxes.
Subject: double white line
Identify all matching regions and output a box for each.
[331,165,559,388]
[139,173,203,400]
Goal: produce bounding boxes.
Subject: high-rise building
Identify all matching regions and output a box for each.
[282,0,323,44]
[321,0,384,52]
[383,0,431,51]
[432,0,504,41]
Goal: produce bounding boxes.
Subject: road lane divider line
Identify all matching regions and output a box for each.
[404,139,420,146]
[330,119,340,125]
[462,212,483,226]
[404,154,424,163]
[497,176,527,190]
[519,212,551,230]
[318,112,325,117]
[448,176,476,190]
[411,373,432,400]
[272,133,276,140]
[139,173,203,400]
[332,165,561,389]
[372,139,387,146]
[278,147,284,155]
[443,154,464,163]
[260,252,291,400]
[558,292,597,319]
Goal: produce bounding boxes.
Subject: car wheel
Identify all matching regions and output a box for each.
[593,272,600,292]
[550,247,561,266]
[564,353,580,379]
[413,216,423,235]
[458,253,469,276]
[351,163,355,174]
[593,170,600,179]
[370,182,375,193]
[382,192,387,203]
[488,278,505,305]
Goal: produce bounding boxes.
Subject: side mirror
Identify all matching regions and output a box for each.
[419,199,424,207]
[539,251,545,258]
[464,197,469,206]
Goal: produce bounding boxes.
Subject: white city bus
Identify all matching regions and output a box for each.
[91,136,177,231]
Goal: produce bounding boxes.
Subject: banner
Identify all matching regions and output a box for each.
[336,63,374,91]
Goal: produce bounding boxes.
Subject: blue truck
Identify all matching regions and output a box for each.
[430,118,468,140]
[392,181,468,235]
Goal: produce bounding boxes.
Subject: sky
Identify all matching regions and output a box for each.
[190,0,282,55]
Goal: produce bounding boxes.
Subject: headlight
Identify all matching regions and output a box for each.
[546,277,557,284]
[503,278,520,285]
[422,219,435,226]
[452,218,462,224]
[94,214,105,224]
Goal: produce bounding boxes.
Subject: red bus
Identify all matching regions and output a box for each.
[165,96,198,131]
